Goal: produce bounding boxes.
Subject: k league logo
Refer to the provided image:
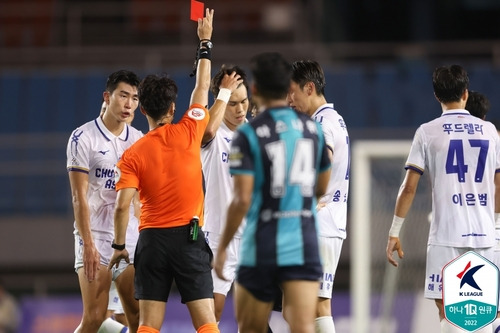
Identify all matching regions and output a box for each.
[443,251,499,332]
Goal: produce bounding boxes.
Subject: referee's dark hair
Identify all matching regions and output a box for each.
[138,74,178,121]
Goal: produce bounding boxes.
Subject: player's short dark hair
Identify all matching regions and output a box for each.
[250,52,292,100]
[106,70,140,93]
[211,64,248,97]
[138,74,178,121]
[432,65,469,104]
[291,60,326,96]
[466,90,490,120]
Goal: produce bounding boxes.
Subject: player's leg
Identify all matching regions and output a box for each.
[99,280,128,333]
[74,236,112,332]
[185,299,219,332]
[316,236,343,333]
[138,299,166,332]
[98,317,128,333]
[234,282,273,332]
[115,265,139,332]
[76,265,112,332]
[281,280,319,333]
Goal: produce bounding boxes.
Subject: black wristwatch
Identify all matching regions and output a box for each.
[111,242,126,251]
[200,40,213,49]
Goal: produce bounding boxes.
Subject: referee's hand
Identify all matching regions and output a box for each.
[108,249,130,270]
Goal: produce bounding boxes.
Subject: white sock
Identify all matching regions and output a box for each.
[493,317,500,333]
[315,316,335,333]
[440,319,466,333]
[97,317,128,333]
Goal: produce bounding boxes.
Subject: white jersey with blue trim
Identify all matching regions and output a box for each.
[406,109,500,248]
[201,121,246,238]
[66,117,143,242]
[312,103,350,239]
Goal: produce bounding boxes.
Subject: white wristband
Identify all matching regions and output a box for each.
[389,215,405,237]
[216,88,231,104]
[495,213,500,229]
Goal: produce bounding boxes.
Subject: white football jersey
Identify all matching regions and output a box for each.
[313,103,350,239]
[66,117,143,242]
[406,109,500,247]
[201,121,246,237]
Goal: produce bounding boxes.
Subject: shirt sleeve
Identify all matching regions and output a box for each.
[66,128,90,173]
[405,126,425,175]
[115,150,140,191]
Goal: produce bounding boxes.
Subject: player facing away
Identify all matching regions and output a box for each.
[201,64,248,323]
[108,9,242,333]
[465,91,500,332]
[288,59,350,333]
[386,65,500,333]
[213,52,332,333]
[66,70,142,333]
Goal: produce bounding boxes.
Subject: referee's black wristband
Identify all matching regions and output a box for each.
[111,242,126,251]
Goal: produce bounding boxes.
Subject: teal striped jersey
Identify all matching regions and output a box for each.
[229,107,331,267]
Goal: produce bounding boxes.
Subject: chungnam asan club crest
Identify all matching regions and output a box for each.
[442,251,499,331]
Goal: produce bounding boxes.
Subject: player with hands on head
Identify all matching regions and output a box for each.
[108,9,236,333]
[201,64,247,325]
[386,65,500,333]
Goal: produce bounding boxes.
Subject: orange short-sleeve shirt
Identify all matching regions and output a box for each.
[116,104,209,230]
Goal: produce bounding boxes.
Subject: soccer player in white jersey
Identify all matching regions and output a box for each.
[288,60,350,333]
[66,70,143,333]
[201,64,247,324]
[386,65,500,333]
[465,91,500,332]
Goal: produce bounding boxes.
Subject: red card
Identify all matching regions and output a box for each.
[190,0,204,21]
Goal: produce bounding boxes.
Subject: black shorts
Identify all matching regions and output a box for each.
[134,225,214,303]
[237,264,322,304]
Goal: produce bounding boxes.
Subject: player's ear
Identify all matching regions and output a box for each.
[307,81,315,96]
[103,91,110,105]
[140,105,147,116]
[168,102,176,117]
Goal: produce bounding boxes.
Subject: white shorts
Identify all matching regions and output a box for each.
[205,232,240,296]
[108,281,124,314]
[318,236,343,299]
[424,244,494,299]
[74,234,134,280]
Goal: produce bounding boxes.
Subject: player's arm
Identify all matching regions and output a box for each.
[202,72,243,145]
[109,187,136,269]
[189,8,214,108]
[316,168,331,201]
[386,169,421,267]
[68,171,100,281]
[132,191,141,220]
[214,173,253,281]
